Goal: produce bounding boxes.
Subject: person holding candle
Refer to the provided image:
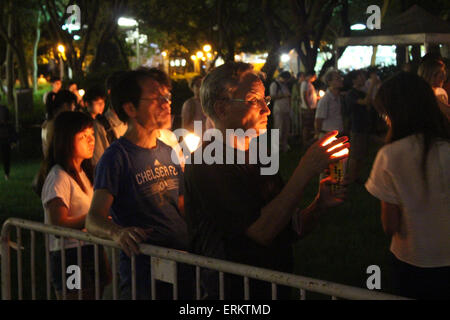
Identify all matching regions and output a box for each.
[184,62,349,299]
[365,72,450,299]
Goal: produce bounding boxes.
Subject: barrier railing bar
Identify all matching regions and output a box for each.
[131,254,136,300]
[77,241,82,300]
[195,266,200,300]
[219,272,224,300]
[16,227,22,300]
[300,289,306,300]
[244,277,249,300]
[173,263,178,300]
[112,248,118,300]
[1,226,11,300]
[30,230,36,300]
[151,255,156,300]
[1,218,409,301]
[61,236,66,300]
[271,283,277,300]
[94,244,100,300]
[44,233,50,300]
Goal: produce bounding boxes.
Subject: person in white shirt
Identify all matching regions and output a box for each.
[366,72,450,299]
[315,69,344,138]
[300,71,318,146]
[270,71,292,152]
[37,111,110,299]
[418,58,450,120]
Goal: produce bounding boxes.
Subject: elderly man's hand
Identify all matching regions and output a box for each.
[298,131,349,178]
[112,227,152,257]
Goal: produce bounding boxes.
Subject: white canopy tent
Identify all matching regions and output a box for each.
[335,5,450,65]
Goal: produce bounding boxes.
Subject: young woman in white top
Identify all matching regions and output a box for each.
[366,72,450,299]
[37,111,110,299]
[418,58,450,121]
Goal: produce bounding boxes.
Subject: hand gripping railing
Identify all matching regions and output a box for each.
[1,218,409,300]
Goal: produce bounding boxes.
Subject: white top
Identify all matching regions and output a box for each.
[365,135,450,267]
[300,81,317,110]
[270,81,291,113]
[434,87,449,104]
[315,89,344,132]
[41,165,93,251]
[105,108,128,139]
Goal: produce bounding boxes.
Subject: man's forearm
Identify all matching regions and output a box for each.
[297,197,323,238]
[246,165,314,246]
[86,213,122,240]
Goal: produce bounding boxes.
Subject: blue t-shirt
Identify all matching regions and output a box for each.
[94,137,188,251]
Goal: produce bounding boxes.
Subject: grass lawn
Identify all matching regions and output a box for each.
[0,123,395,299]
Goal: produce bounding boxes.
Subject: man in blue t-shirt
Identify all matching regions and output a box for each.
[86,68,191,299]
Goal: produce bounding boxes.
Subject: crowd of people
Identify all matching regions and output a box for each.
[17,52,449,300]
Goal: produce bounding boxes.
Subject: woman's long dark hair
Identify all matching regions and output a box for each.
[37,111,94,196]
[374,72,450,182]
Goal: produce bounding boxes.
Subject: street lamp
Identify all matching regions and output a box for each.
[203,44,212,53]
[118,17,141,67]
[57,44,65,79]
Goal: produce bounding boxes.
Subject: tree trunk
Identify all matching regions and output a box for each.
[12,13,29,88]
[261,48,280,83]
[33,11,41,93]
[396,45,406,68]
[371,46,378,66]
[5,10,14,109]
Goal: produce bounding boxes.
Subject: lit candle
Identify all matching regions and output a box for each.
[184,133,201,153]
[322,133,349,192]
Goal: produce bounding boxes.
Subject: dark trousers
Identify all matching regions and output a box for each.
[1,142,11,176]
[390,253,450,300]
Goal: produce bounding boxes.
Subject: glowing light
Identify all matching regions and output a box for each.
[196,51,204,59]
[319,90,325,98]
[57,44,65,54]
[181,59,186,66]
[203,44,212,52]
[206,52,212,59]
[350,23,366,31]
[78,89,85,97]
[201,57,206,61]
[190,55,197,61]
[234,55,241,61]
[73,35,81,40]
[118,17,138,27]
[175,59,180,67]
[281,54,290,63]
[161,51,167,57]
[184,133,201,153]
[322,135,349,158]
[170,60,175,67]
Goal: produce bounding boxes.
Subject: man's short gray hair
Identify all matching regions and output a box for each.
[324,69,341,86]
[200,62,265,121]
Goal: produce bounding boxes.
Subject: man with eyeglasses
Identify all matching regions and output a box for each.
[86,68,193,299]
[184,62,349,299]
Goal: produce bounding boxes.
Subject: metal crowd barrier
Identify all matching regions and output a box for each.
[1,218,408,300]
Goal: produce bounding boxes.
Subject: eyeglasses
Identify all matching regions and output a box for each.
[140,93,172,104]
[224,96,271,107]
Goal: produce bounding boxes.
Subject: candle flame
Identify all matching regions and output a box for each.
[321,134,349,158]
[185,133,201,153]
